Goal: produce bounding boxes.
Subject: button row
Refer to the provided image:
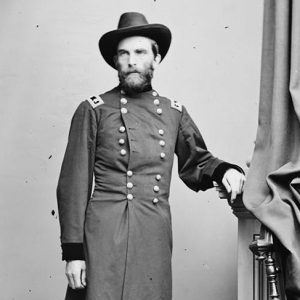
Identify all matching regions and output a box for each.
[153,172,161,204]
[119,86,162,202]
[126,168,133,200]
[154,97,162,115]
[126,169,133,200]
[124,171,161,205]
[120,97,128,115]
[120,95,161,115]
[119,129,165,158]
[119,94,165,159]
[119,125,127,156]
[158,129,165,159]
[151,92,161,115]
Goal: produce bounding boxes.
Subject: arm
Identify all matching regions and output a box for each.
[175,106,245,194]
[57,101,98,288]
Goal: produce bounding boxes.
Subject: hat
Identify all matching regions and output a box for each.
[99,12,172,69]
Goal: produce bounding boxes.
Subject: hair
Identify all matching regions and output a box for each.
[151,40,159,58]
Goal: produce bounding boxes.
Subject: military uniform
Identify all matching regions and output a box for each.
[57,86,238,300]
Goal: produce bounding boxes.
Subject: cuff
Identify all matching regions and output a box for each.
[212,162,244,185]
[61,243,85,261]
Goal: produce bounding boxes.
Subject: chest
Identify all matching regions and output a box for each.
[95,100,180,167]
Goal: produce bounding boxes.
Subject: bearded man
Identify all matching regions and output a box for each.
[57,12,245,300]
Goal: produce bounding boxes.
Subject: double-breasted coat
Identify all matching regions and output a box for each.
[57,86,235,300]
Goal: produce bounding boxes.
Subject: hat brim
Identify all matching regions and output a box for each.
[99,24,172,69]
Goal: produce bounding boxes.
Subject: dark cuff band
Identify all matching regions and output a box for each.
[212,162,244,184]
[61,243,85,261]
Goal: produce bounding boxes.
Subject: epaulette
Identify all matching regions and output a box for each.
[87,95,104,109]
[170,99,182,112]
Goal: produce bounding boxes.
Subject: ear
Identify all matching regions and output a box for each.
[153,54,161,70]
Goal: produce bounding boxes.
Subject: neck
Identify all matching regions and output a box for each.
[119,83,152,95]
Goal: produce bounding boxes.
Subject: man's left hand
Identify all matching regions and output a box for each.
[221,168,246,203]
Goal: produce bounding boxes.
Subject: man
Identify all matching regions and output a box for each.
[57,12,245,300]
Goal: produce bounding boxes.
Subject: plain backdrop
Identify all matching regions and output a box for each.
[0,0,263,299]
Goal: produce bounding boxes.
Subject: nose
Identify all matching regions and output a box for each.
[128,53,137,67]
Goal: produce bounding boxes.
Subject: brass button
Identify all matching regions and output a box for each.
[152,91,158,97]
[119,138,125,145]
[120,98,127,104]
[154,99,160,106]
[155,174,161,181]
[158,129,164,136]
[127,182,133,189]
[153,198,159,204]
[127,194,133,200]
[159,140,165,147]
[120,149,127,156]
[160,152,166,159]
[153,185,160,192]
[119,126,126,133]
[157,108,162,115]
[121,107,128,114]
[127,170,133,177]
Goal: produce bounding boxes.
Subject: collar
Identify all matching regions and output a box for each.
[117,84,157,98]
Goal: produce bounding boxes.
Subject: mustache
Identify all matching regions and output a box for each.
[123,70,141,75]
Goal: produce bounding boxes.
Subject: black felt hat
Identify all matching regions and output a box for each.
[99,12,172,69]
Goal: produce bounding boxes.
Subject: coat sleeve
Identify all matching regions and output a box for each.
[175,106,242,192]
[57,101,98,260]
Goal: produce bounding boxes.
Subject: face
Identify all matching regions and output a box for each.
[114,36,161,94]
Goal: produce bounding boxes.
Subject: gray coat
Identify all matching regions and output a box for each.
[57,86,231,300]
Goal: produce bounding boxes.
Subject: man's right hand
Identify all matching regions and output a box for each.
[65,260,87,289]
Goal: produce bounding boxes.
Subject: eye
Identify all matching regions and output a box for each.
[135,49,147,55]
[117,50,128,57]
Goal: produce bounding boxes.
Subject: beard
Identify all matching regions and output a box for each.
[117,66,154,94]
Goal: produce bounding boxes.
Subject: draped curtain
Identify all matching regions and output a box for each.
[243,1,300,299]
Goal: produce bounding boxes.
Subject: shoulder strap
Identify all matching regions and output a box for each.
[170,99,182,112]
[87,95,104,109]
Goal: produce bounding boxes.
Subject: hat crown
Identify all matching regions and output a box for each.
[118,12,149,29]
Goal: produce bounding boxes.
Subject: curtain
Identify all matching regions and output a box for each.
[243,1,300,299]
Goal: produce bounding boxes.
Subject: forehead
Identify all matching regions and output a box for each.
[117,36,152,50]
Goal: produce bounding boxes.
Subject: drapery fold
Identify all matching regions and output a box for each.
[243,1,300,299]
